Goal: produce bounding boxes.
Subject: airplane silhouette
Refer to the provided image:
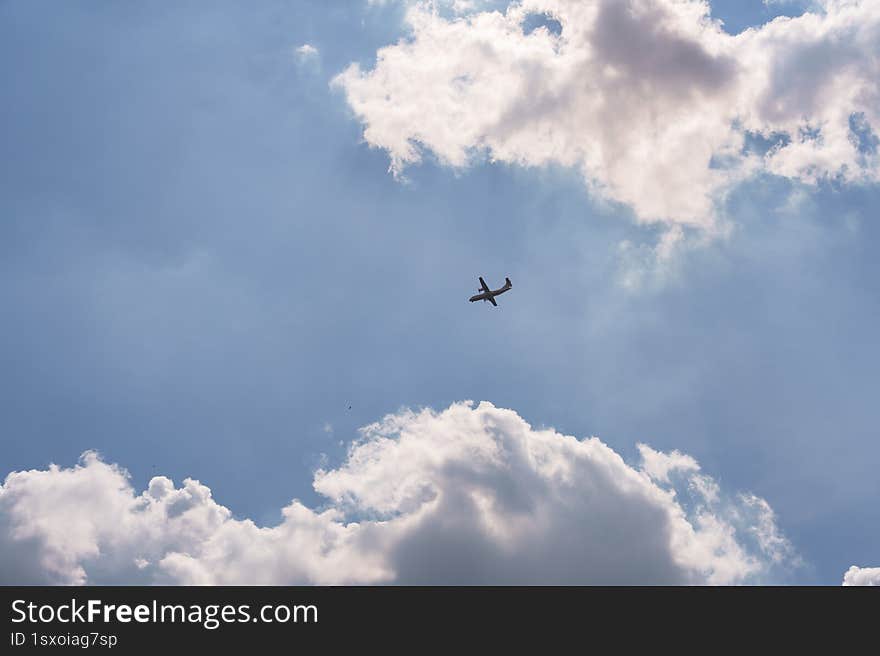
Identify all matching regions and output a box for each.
[469,276,512,307]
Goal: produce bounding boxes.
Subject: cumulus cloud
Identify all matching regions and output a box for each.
[0,402,797,585]
[335,0,880,229]
[842,565,880,586]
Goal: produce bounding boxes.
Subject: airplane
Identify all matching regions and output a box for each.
[469,276,512,307]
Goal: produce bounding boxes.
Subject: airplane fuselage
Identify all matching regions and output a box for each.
[469,288,508,302]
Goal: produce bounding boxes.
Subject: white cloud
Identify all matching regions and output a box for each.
[0,402,797,584]
[334,0,880,230]
[842,565,880,586]
[637,443,700,484]
[296,43,319,60]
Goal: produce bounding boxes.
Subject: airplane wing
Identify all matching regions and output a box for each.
[479,277,491,293]
[488,296,497,307]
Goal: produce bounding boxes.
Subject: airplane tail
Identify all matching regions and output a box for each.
[505,277,512,288]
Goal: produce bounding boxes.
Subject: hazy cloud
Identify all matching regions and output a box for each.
[296,43,319,60]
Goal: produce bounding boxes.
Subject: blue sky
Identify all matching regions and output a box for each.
[1,0,878,584]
